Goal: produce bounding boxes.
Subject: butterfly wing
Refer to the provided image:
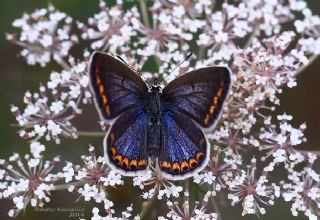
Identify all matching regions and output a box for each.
[89,51,148,122]
[162,67,231,130]
[159,67,231,179]
[89,51,149,174]
[104,108,149,174]
[159,110,209,180]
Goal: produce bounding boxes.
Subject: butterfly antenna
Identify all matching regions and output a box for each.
[156,52,193,86]
[167,52,193,76]
[116,55,141,75]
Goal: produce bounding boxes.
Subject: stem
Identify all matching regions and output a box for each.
[210,196,221,220]
[76,131,106,137]
[294,54,320,77]
[54,180,90,191]
[197,46,207,60]
[204,184,221,220]
[55,56,71,70]
[139,0,151,28]
[244,24,260,49]
[102,41,109,52]
[139,189,158,219]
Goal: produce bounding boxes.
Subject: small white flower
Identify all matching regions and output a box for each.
[30,142,45,158]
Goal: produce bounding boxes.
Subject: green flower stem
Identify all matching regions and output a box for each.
[139,188,158,219]
[54,180,90,191]
[139,0,151,28]
[295,54,320,76]
[77,131,106,137]
[55,56,71,70]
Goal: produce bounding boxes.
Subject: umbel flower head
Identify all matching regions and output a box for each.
[6,4,78,67]
[2,0,320,219]
[0,152,60,217]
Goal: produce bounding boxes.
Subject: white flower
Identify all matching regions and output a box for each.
[47,120,62,136]
[13,196,24,209]
[30,142,45,158]
[28,158,40,168]
[50,100,64,114]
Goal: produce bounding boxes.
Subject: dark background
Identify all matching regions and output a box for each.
[0,1,319,220]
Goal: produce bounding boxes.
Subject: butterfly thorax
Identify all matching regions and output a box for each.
[145,85,163,158]
[146,85,162,123]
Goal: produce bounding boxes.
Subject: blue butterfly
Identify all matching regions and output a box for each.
[89,51,231,180]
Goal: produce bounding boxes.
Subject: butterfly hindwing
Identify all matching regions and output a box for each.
[159,110,208,179]
[162,67,231,130]
[89,51,148,121]
[105,108,149,173]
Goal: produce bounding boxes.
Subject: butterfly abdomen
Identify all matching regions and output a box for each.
[145,91,162,124]
[147,124,161,158]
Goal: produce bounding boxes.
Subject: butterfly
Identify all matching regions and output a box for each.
[89,51,232,180]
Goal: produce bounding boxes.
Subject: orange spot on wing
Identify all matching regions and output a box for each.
[106,106,111,116]
[189,159,197,167]
[130,160,137,169]
[101,95,108,105]
[204,114,210,125]
[99,85,104,94]
[161,161,171,169]
[110,147,116,156]
[196,152,204,161]
[95,66,100,73]
[213,96,218,105]
[95,75,101,84]
[209,105,215,114]
[181,161,189,171]
[138,160,146,168]
[114,155,122,164]
[121,157,129,167]
[217,88,223,97]
[172,162,180,173]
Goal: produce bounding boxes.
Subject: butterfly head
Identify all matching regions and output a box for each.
[149,79,162,93]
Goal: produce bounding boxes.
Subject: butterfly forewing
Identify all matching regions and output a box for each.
[162,67,231,130]
[89,51,148,121]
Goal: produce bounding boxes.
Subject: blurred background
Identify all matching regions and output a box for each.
[0,0,319,219]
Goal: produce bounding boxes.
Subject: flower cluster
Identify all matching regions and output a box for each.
[61,147,123,204]
[11,86,80,144]
[133,164,183,200]
[227,158,280,216]
[3,0,320,219]
[282,166,320,220]
[47,53,92,104]
[78,0,139,54]
[6,4,78,67]
[0,152,60,217]
[159,191,218,220]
